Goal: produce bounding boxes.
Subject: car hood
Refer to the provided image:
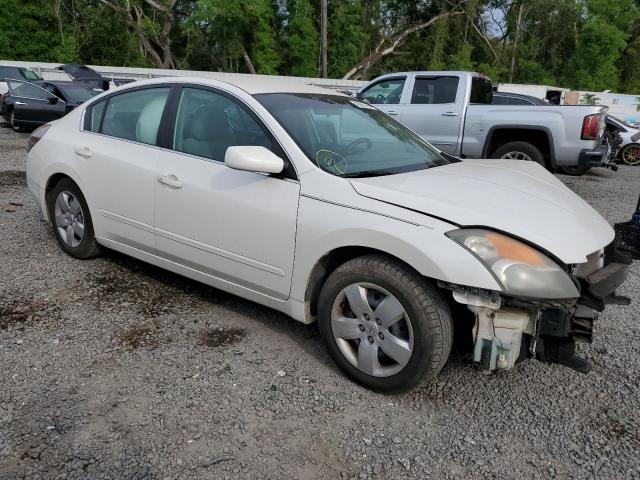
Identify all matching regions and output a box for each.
[349,159,613,264]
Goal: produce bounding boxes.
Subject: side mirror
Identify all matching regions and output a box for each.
[48,96,59,105]
[225,146,284,174]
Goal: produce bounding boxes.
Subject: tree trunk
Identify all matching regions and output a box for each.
[343,11,463,80]
[242,47,257,74]
[98,0,177,69]
[320,0,328,78]
[509,2,525,83]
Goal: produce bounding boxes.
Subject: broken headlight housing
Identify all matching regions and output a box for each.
[447,228,579,299]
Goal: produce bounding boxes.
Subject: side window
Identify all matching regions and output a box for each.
[492,95,508,105]
[8,80,50,100]
[101,88,170,144]
[172,87,274,162]
[359,78,405,105]
[85,99,107,133]
[470,76,493,104]
[411,77,459,104]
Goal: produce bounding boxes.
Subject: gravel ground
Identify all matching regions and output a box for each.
[0,125,639,480]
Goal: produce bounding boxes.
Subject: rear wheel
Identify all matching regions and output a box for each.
[619,144,640,166]
[490,141,545,167]
[317,255,453,392]
[47,178,101,259]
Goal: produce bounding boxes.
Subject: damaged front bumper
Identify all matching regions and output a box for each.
[440,245,632,374]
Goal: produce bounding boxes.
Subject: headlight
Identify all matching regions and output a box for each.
[447,228,579,299]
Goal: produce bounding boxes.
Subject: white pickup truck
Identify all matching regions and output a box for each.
[358,71,609,175]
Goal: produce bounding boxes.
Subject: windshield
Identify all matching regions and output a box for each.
[60,85,97,103]
[20,68,41,81]
[256,93,450,177]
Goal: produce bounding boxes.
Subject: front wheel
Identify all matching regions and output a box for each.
[317,255,453,392]
[557,165,591,176]
[9,110,22,133]
[619,144,640,166]
[490,141,546,167]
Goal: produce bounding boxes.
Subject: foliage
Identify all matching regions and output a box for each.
[580,93,600,105]
[2,0,640,93]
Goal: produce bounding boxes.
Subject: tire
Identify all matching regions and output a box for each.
[619,144,640,166]
[557,165,591,176]
[46,178,101,259]
[9,110,23,133]
[317,254,453,392]
[490,141,545,167]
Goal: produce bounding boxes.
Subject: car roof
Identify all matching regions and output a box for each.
[493,91,548,104]
[44,80,90,87]
[107,75,344,96]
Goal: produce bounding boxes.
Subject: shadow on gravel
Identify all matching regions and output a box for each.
[0,170,26,187]
[0,297,57,330]
[90,250,328,364]
[199,326,247,348]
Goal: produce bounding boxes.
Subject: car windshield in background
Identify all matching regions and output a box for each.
[256,93,449,177]
[0,66,41,82]
[60,85,98,103]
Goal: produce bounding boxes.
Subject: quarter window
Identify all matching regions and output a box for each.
[411,77,459,104]
[359,78,406,105]
[101,88,170,145]
[86,99,106,133]
[172,88,274,162]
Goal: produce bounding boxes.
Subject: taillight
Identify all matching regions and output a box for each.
[581,114,602,140]
[27,124,51,153]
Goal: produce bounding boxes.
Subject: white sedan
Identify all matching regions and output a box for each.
[26,77,630,391]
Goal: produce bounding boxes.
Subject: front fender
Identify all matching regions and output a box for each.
[290,196,502,303]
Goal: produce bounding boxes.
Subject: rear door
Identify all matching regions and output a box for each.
[7,80,66,124]
[79,86,172,251]
[399,75,464,153]
[358,76,407,119]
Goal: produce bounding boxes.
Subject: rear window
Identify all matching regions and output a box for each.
[411,77,459,104]
[470,76,493,104]
[100,88,170,145]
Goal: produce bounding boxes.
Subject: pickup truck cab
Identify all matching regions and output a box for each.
[358,72,608,175]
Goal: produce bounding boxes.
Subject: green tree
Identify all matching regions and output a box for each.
[281,0,319,77]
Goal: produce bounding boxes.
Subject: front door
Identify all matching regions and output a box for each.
[8,80,66,125]
[358,76,407,120]
[399,75,463,154]
[154,86,300,299]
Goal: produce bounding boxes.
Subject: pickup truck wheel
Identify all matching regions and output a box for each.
[490,141,545,167]
[317,255,453,392]
[557,165,591,176]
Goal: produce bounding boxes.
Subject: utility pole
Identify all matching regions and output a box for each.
[321,0,328,78]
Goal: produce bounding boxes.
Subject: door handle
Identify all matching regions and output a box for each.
[74,146,92,158]
[386,110,399,116]
[15,101,26,105]
[157,175,183,189]
[442,112,460,117]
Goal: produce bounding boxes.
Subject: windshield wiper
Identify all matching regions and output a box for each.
[342,170,396,178]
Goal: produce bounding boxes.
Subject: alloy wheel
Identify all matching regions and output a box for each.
[330,282,414,377]
[622,145,640,166]
[500,151,533,162]
[54,191,85,248]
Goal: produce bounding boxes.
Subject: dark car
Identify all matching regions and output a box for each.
[492,92,549,106]
[0,65,42,82]
[1,79,68,132]
[57,63,111,91]
[41,81,98,112]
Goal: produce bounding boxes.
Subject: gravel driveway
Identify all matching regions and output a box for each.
[1,126,639,480]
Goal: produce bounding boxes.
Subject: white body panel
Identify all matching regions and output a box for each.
[26,76,615,325]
